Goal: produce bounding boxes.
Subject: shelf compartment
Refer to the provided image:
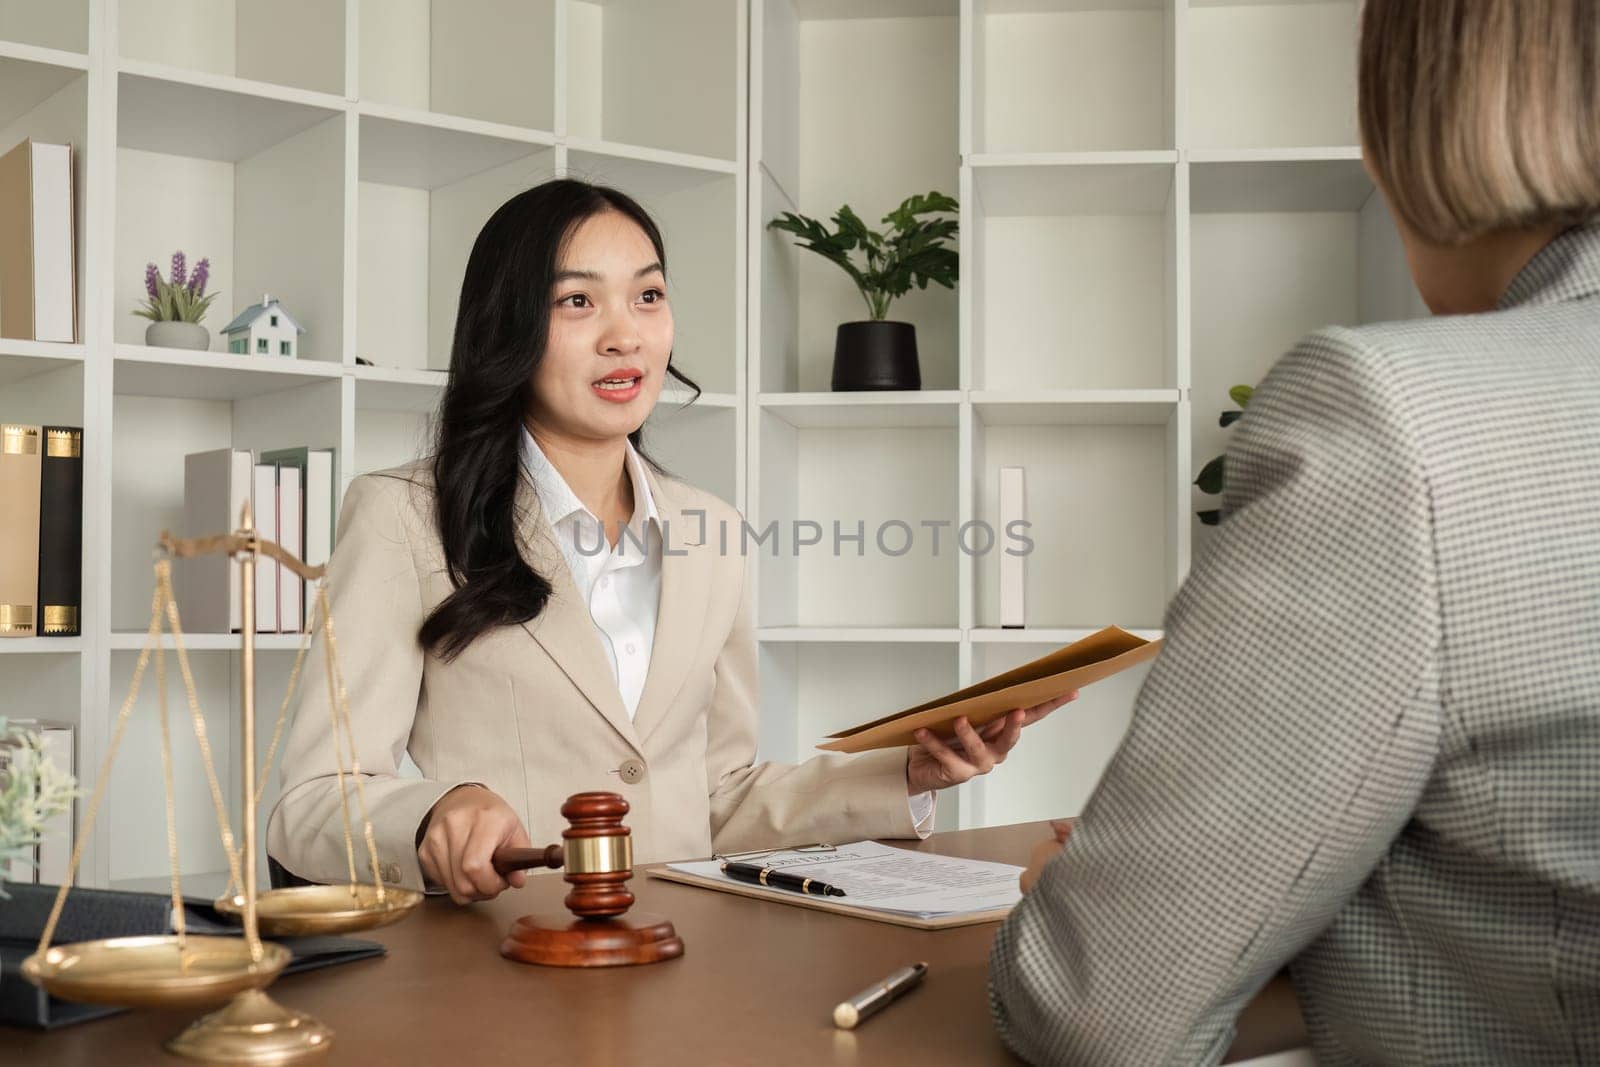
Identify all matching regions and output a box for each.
[1188,156,1424,547]
[757,413,960,630]
[972,390,1179,425]
[350,365,446,414]
[759,6,959,393]
[759,640,960,764]
[973,0,1175,154]
[0,49,89,346]
[115,71,346,364]
[973,410,1177,631]
[360,0,555,133]
[109,631,312,652]
[970,626,1162,644]
[757,627,962,643]
[567,148,740,395]
[0,45,86,128]
[970,160,1178,390]
[1188,0,1360,151]
[565,0,740,163]
[972,640,1155,823]
[113,345,341,401]
[357,112,557,374]
[0,3,90,56]
[759,391,962,429]
[0,341,84,388]
[643,399,738,510]
[0,637,83,654]
[110,383,342,631]
[107,646,302,887]
[118,0,345,97]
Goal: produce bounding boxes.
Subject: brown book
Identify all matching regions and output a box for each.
[0,424,43,637]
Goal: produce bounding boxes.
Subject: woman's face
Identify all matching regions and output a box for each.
[530,210,674,443]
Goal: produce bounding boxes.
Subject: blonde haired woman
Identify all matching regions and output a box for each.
[989,1,1600,1063]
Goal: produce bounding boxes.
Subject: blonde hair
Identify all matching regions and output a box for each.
[1359,0,1600,245]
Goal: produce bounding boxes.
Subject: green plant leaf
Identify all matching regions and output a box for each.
[1197,509,1222,526]
[1194,455,1225,495]
[1219,409,1243,428]
[1229,384,1254,408]
[769,191,960,321]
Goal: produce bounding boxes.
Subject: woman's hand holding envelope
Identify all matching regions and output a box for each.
[905,690,1079,795]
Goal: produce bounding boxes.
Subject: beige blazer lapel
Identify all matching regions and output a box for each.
[512,467,641,753]
[631,466,715,745]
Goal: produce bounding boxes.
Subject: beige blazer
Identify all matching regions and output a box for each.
[266,459,917,890]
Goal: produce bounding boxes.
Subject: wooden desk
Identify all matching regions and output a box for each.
[4,822,1304,1065]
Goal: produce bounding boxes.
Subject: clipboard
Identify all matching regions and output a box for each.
[817,626,1163,753]
[643,864,1013,930]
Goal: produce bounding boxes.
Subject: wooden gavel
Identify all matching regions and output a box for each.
[491,791,683,966]
[490,791,636,918]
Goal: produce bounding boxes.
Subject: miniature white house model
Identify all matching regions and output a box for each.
[222,294,304,358]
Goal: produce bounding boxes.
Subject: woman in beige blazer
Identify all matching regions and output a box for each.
[267,180,1071,903]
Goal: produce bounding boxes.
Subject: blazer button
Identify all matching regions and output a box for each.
[618,758,646,785]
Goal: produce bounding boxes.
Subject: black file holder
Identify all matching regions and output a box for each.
[0,883,386,1030]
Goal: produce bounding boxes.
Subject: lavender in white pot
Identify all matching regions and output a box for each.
[134,251,219,351]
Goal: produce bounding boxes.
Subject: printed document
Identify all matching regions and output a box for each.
[665,841,1023,920]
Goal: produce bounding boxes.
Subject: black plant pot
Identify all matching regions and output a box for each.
[831,321,921,391]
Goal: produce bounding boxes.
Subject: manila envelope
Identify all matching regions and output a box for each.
[816,626,1163,754]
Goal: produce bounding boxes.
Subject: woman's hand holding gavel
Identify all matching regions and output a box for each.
[418,783,534,905]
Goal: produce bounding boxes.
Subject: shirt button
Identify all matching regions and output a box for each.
[625,643,636,655]
[618,759,646,785]
[599,576,610,589]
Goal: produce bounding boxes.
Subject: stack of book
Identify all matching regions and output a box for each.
[0,720,74,887]
[178,447,336,634]
[0,425,83,639]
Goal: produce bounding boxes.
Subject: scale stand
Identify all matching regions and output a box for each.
[23,505,420,1062]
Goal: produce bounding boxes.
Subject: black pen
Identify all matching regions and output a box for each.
[720,860,846,897]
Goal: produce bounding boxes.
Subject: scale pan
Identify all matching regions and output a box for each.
[21,935,290,1009]
[214,883,424,936]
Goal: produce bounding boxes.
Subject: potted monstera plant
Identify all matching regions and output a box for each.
[769,191,958,391]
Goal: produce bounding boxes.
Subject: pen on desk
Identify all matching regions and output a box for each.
[719,860,846,897]
[833,962,928,1029]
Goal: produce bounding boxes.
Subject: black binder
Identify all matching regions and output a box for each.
[36,426,81,637]
[0,883,387,1030]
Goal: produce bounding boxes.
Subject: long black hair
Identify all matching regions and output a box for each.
[417,179,699,661]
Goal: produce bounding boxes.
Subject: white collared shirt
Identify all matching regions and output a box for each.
[517,428,934,833]
[520,429,660,720]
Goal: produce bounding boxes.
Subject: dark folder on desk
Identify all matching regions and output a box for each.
[0,884,386,1030]
[818,626,1163,753]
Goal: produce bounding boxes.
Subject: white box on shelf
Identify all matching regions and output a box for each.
[999,466,1026,629]
[253,461,278,634]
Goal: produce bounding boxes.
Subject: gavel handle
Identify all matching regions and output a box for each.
[492,844,565,876]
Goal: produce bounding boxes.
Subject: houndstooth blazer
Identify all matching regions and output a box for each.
[989,221,1600,1065]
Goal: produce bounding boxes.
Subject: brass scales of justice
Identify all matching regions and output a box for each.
[20,505,681,1062]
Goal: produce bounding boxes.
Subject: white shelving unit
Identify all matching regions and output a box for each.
[1,0,1426,886]
[0,0,745,890]
[749,0,1424,830]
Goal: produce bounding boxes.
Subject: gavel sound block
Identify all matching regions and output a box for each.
[491,792,684,968]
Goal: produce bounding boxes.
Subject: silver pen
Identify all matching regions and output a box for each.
[832,961,928,1029]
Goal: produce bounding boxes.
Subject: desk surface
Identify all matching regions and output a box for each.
[4,822,1298,1065]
